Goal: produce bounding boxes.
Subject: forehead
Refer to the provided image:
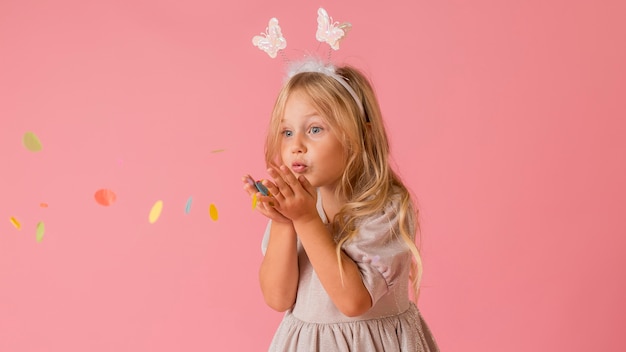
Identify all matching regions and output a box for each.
[282,90,321,119]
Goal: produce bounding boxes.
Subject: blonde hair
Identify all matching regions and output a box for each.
[265,64,424,301]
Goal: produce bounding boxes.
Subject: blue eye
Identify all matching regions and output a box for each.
[310,127,322,134]
[282,130,293,137]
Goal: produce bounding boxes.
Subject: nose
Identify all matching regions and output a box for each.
[290,133,306,154]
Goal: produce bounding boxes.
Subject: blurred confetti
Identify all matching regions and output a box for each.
[10,216,21,230]
[94,189,117,206]
[149,200,163,224]
[36,221,45,242]
[209,204,218,221]
[185,196,193,214]
[40,202,49,208]
[252,193,258,209]
[23,131,43,152]
[210,149,225,153]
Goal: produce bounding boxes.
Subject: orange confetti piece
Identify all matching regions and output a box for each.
[40,203,49,208]
[94,189,116,206]
[10,217,21,230]
[209,204,218,221]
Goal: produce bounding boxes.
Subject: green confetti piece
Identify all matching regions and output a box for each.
[23,131,43,152]
[36,221,45,242]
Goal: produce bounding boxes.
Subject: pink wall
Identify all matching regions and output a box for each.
[1,0,624,351]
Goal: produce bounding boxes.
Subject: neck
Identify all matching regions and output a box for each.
[319,187,344,223]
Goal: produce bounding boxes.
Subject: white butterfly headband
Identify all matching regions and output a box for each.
[252,8,364,116]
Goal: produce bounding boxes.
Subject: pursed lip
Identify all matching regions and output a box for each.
[291,161,308,173]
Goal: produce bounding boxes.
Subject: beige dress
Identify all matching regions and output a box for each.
[261,192,440,352]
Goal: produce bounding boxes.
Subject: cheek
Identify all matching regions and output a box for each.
[279,146,289,163]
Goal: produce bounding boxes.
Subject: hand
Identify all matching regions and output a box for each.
[263,165,318,223]
[242,175,291,223]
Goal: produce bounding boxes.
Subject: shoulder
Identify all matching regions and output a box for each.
[359,186,407,225]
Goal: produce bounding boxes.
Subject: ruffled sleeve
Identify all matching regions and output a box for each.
[341,196,414,306]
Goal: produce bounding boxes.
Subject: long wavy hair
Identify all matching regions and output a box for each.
[265,64,424,300]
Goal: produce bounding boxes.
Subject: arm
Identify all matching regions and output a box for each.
[262,166,372,317]
[258,221,299,312]
[242,175,299,312]
[293,216,372,317]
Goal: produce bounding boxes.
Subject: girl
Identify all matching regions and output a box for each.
[243,58,439,351]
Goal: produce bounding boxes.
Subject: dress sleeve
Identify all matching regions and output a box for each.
[261,220,272,255]
[341,197,414,306]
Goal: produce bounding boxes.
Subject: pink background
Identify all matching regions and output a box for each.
[1,0,624,351]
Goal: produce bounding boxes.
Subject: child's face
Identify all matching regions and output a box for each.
[279,90,345,190]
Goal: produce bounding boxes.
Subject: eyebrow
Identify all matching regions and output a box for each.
[281,112,323,123]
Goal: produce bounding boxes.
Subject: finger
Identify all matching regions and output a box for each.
[242,182,257,197]
[279,165,300,188]
[267,167,294,195]
[242,175,260,196]
[256,201,289,222]
[259,195,278,208]
[261,179,281,199]
[243,174,256,187]
[298,175,316,196]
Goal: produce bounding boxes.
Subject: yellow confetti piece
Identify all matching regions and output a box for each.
[23,131,43,152]
[10,217,21,230]
[210,149,225,153]
[149,200,163,224]
[36,221,45,242]
[252,193,258,210]
[209,204,218,221]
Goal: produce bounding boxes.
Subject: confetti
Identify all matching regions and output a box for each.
[252,193,258,209]
[23,131,43,152]
[371,255,380,264]
[255,181,270,196]
[94,189,117,206]
[210,149,225,153]
[149,200,163,224]
[36,221,45,242]
[10,216,21,230]
[209,204,218,221]
[40,203,49,208]
[185,196,193,214]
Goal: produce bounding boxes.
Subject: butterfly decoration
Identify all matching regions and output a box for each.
[316,8,352,50]
[252,18,287,58]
